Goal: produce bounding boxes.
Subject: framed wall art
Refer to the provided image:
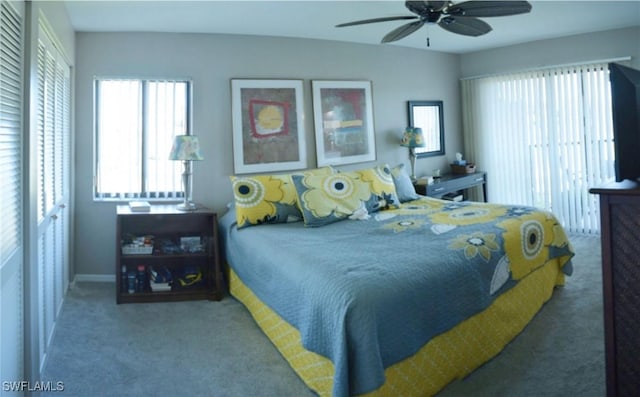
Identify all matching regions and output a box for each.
[311,80,376,166]
[231,79,306,173]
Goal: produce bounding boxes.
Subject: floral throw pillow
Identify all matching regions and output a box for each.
[230,167,334,229]
[292,164,400,227]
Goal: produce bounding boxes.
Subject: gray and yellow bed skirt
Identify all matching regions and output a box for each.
[228,259,566,397]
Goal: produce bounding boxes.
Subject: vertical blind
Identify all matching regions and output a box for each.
[0,0,23,266]
[461,62,616,234]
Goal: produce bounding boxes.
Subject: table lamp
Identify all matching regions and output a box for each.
[400,127,425,181]
[169,135,204,211]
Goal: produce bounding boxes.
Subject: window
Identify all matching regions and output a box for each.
[94,78,191,200]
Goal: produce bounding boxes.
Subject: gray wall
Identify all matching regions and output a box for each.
[74,32,462,276]
[74,26,640,277]
[460,27,640,78]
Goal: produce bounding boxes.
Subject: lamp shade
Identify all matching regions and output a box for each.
[169,135,204,161]
[400,127,426,148]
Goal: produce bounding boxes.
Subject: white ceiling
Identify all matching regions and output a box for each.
[64,0,640,54]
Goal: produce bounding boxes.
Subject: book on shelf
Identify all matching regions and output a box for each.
[149,266,172,283]
[129,201,151,212]
[149,281,172,292]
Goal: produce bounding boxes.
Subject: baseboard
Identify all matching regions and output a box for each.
[73,274,115,283]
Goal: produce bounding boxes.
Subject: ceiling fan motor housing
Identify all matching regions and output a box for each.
[406,1,447,23]
[337,0,532,43]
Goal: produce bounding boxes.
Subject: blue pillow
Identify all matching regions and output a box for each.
[391,164,419,202]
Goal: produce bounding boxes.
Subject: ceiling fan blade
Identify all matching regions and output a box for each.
[446,1,532,18]
[438,16,492,37]
[336,15,418,28]
[381,20,425,43]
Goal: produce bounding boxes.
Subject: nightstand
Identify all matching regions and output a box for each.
[414,171,487,202]
[115,205,223,304]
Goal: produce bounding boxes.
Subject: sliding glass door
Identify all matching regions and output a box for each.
[461,62,616,234]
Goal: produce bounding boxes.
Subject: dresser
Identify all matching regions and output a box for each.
[589,180,640,397]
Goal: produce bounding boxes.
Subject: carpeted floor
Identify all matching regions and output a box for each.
[41,234,604,397]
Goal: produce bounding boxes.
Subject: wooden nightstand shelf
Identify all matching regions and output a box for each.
[414,171,487,202]
[116,205,223,304]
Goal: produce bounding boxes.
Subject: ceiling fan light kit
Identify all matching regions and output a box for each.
[336,0,532,45]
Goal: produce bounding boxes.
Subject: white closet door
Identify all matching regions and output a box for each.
[34,17,71,373]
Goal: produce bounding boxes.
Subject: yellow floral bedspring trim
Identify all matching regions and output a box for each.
[229,258,567,397]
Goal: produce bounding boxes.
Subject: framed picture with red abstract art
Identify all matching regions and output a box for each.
[231,79,306,173]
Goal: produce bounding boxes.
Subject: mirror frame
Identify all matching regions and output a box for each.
[407,100,445,158]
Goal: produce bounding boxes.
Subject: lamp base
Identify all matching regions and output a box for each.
[176,201,197,211]
[409,148,417,182]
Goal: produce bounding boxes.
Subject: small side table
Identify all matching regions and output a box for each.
[115,204,223,304]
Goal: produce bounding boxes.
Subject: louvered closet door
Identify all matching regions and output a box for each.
[35,18,71,371]
[0,0,25,389]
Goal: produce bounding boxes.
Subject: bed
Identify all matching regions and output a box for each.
[220,164,574,397]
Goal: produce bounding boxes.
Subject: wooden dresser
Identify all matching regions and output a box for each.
[589,180,640,397]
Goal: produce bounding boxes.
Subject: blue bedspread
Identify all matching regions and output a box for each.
[219,197,574,396]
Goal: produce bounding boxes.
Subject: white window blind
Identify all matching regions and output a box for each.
[0,0,23,265]
[94,78,189,200]
[461,62,616,234]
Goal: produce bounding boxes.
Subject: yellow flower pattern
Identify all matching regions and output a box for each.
[449,232,500,262]
[355,165,397,205]
[271,174,298,206]
[232,176,284,226]
[498,212,556,280]
[377,197,572,288]
[430,204,507,226]
[300,174,372,219]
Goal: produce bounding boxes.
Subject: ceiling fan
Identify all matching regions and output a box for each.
[336,1,532,45]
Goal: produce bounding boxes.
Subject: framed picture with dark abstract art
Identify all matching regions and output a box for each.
[311,80,376,167]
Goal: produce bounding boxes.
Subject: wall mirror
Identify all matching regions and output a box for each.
[407,100,445,158]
